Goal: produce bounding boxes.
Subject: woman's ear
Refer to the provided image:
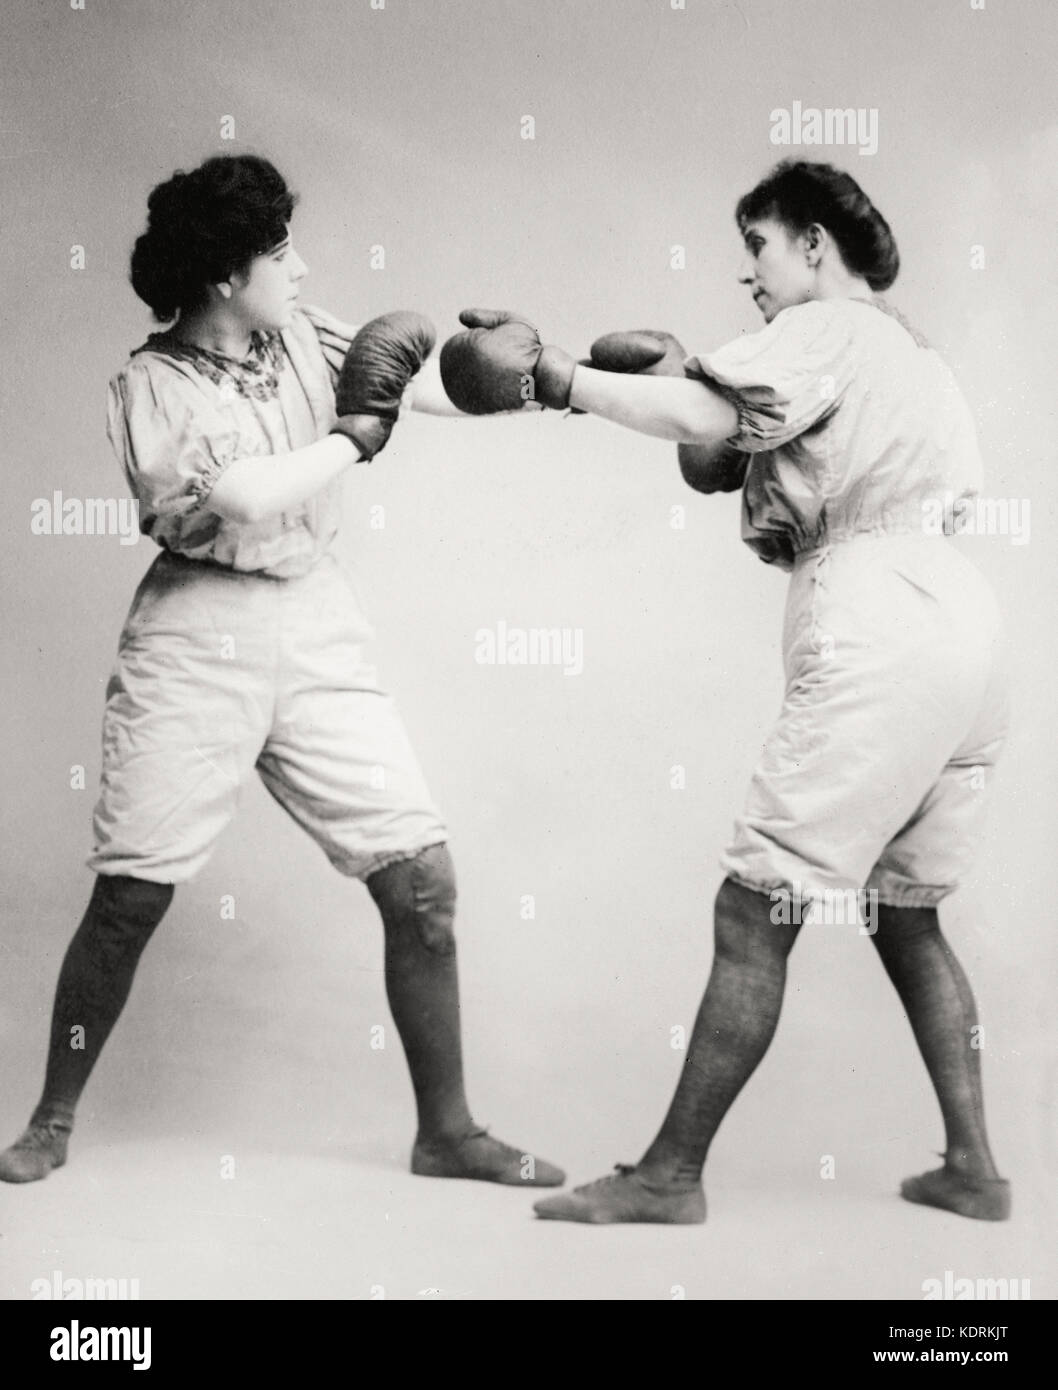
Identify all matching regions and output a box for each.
[803,223,825,268]
[216,281,233,301]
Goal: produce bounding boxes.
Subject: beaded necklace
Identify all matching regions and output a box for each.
[133,328,287,401]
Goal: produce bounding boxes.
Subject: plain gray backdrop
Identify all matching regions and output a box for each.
[1,0,1055,1300]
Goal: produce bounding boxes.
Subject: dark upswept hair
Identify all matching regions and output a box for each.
[130,155,298,321]
[736,160,899,292]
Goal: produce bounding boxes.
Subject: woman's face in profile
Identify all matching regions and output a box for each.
[230,227,308,332]
[737,217,815,322]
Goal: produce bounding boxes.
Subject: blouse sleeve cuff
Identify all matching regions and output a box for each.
[186,447,235,513]
[701,377,786,450]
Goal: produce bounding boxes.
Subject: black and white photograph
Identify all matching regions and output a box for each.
[2,0,1054,1340]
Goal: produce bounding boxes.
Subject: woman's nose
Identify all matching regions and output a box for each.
[292,253,308,280]
[736,254,754,283]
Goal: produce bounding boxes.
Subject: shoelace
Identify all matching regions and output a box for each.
[575,1164,637,1193]
[423,1126,502,1151]
[463,1127,525,1156]
[931,1151,1007,1186]
[14,1123,67,1152]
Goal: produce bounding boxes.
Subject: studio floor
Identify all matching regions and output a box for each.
[2,847,1054,1304]
[2,1116,1052,1302]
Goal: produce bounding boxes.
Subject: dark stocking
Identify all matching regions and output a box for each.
[872,905,1000,1180]
[365,844,563,1186]
[638,877,801,1187]
[0,874,172,1182]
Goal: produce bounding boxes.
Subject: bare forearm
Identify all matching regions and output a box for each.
[569,367,739,446]
[208,433,361,523]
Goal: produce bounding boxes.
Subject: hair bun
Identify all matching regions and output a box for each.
[128,155,297,322]
[736,159,899,293]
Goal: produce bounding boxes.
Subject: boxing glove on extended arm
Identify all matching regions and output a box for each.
[439,309,576,414]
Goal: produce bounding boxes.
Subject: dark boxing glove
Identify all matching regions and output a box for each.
[330,310,436,459]
[588,329,688,378]
[440,308,576,414]
[587,329,746,493]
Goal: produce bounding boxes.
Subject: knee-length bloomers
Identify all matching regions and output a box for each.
[683,298,1008,907]
[90,307,446,883]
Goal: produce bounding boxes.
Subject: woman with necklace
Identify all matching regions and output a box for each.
[0,153,564,1193]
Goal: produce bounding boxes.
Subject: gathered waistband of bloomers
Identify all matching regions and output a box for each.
[790,527,959,564]
[148,544,335,583]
